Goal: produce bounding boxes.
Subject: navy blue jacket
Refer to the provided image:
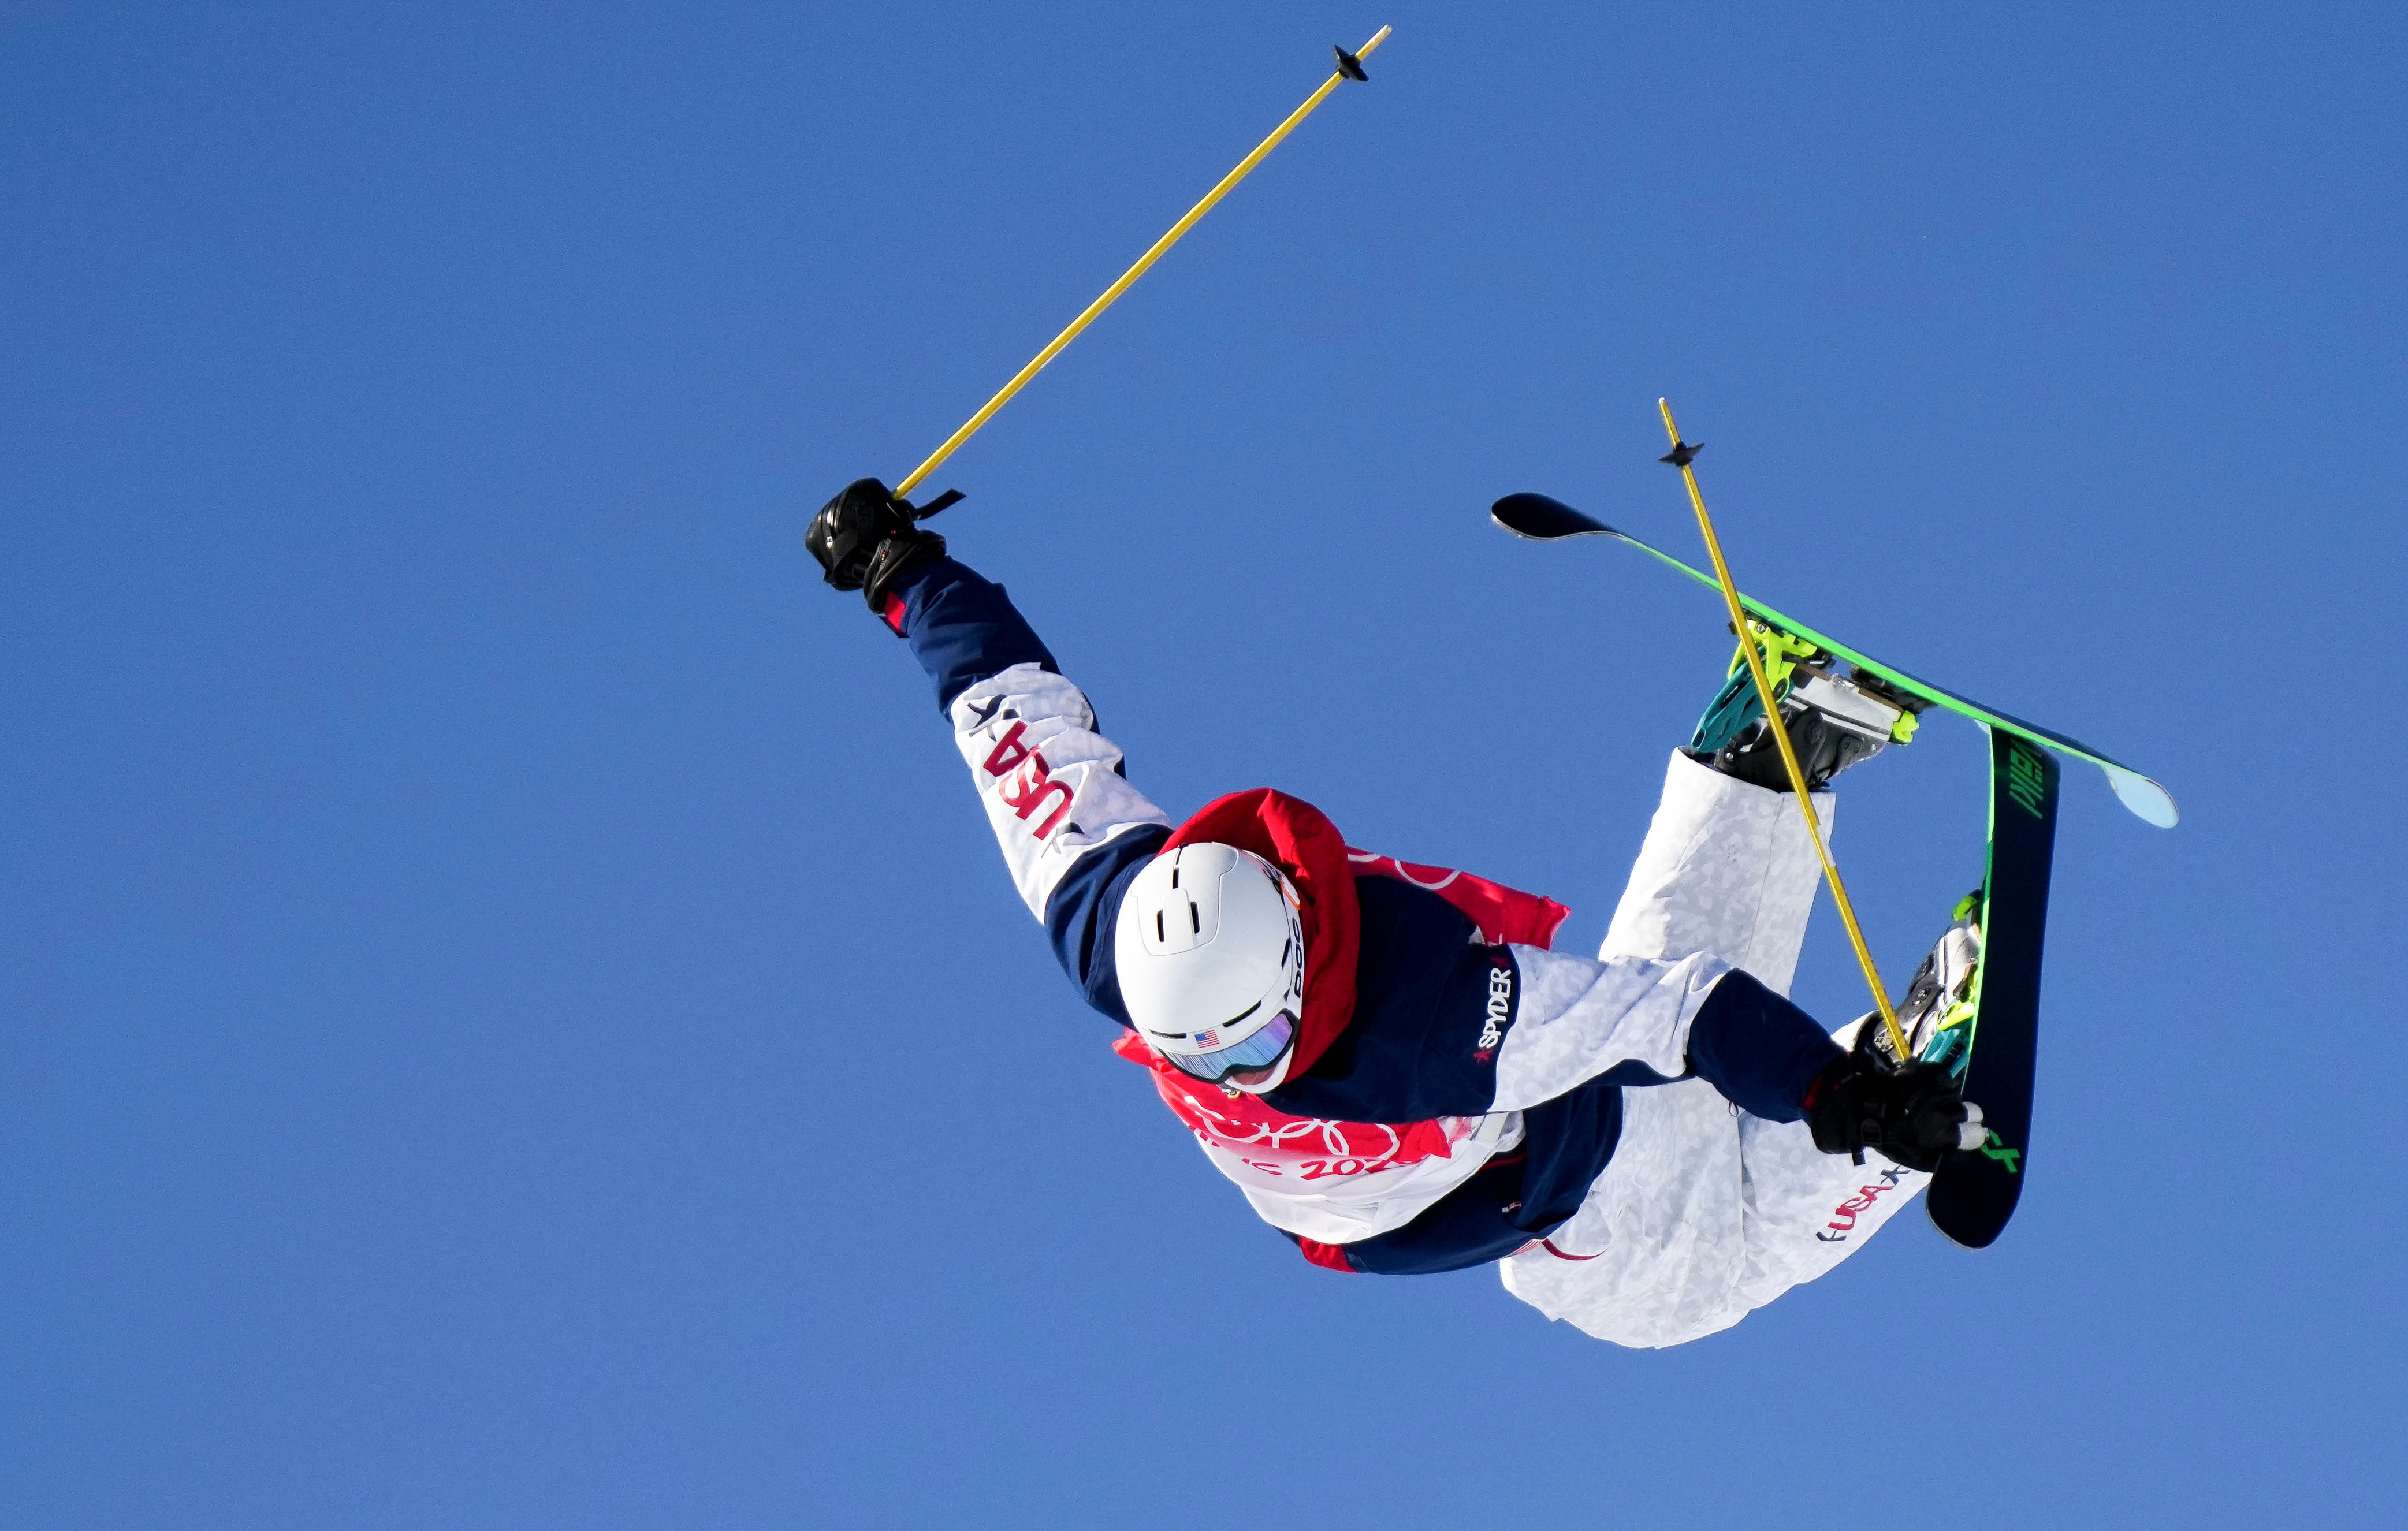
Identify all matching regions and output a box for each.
[888,555,1840,1273]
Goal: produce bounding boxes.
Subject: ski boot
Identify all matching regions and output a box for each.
[1806,899,1988,1171]
[1684,619,1929,792]
[1866,892,1985,1084]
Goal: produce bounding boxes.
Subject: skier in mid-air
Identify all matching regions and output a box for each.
[807,476,1987,1348]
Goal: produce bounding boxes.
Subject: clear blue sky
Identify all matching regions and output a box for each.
[4,3,2402,1526]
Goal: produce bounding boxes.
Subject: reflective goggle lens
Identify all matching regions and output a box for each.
[1164,1009,1297,1083]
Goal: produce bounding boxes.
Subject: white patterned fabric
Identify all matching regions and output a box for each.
[1498,751,1930,1349]
[1217,1106,1525,1245]
[947,662,1172,917]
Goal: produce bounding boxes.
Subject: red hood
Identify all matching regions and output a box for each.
[1162,789,1360,1079]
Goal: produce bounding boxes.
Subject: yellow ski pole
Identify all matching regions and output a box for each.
[1655,398,1912,1065]
[894,27,1392,500]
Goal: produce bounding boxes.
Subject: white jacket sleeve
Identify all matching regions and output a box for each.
[1488,944,1733,1112]
[946,661,1173,919]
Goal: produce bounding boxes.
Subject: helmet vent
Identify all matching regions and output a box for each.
[1190,903,1201,933]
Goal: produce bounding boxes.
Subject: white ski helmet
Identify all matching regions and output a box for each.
[1115,842,1306,1093]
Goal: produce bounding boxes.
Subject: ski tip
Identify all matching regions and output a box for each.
[2104,766,2180,829]
[1490,493,1618,542]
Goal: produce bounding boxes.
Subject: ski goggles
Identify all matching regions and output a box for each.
[1162,1008,1298,1085]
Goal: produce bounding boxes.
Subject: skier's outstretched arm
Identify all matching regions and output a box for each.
[810,479,1170,1023]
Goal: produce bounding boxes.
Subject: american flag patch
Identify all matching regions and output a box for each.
[1194,1029,1220,1048]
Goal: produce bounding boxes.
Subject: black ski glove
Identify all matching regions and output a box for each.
[1802,1050,1986,1174]
[805,477,947,617]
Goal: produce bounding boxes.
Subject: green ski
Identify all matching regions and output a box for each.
[1489,493,2178,828]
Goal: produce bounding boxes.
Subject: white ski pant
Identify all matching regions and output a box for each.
[1497,751,1928,1349]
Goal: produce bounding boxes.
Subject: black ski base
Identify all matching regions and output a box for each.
[1927,729,2060,1249]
